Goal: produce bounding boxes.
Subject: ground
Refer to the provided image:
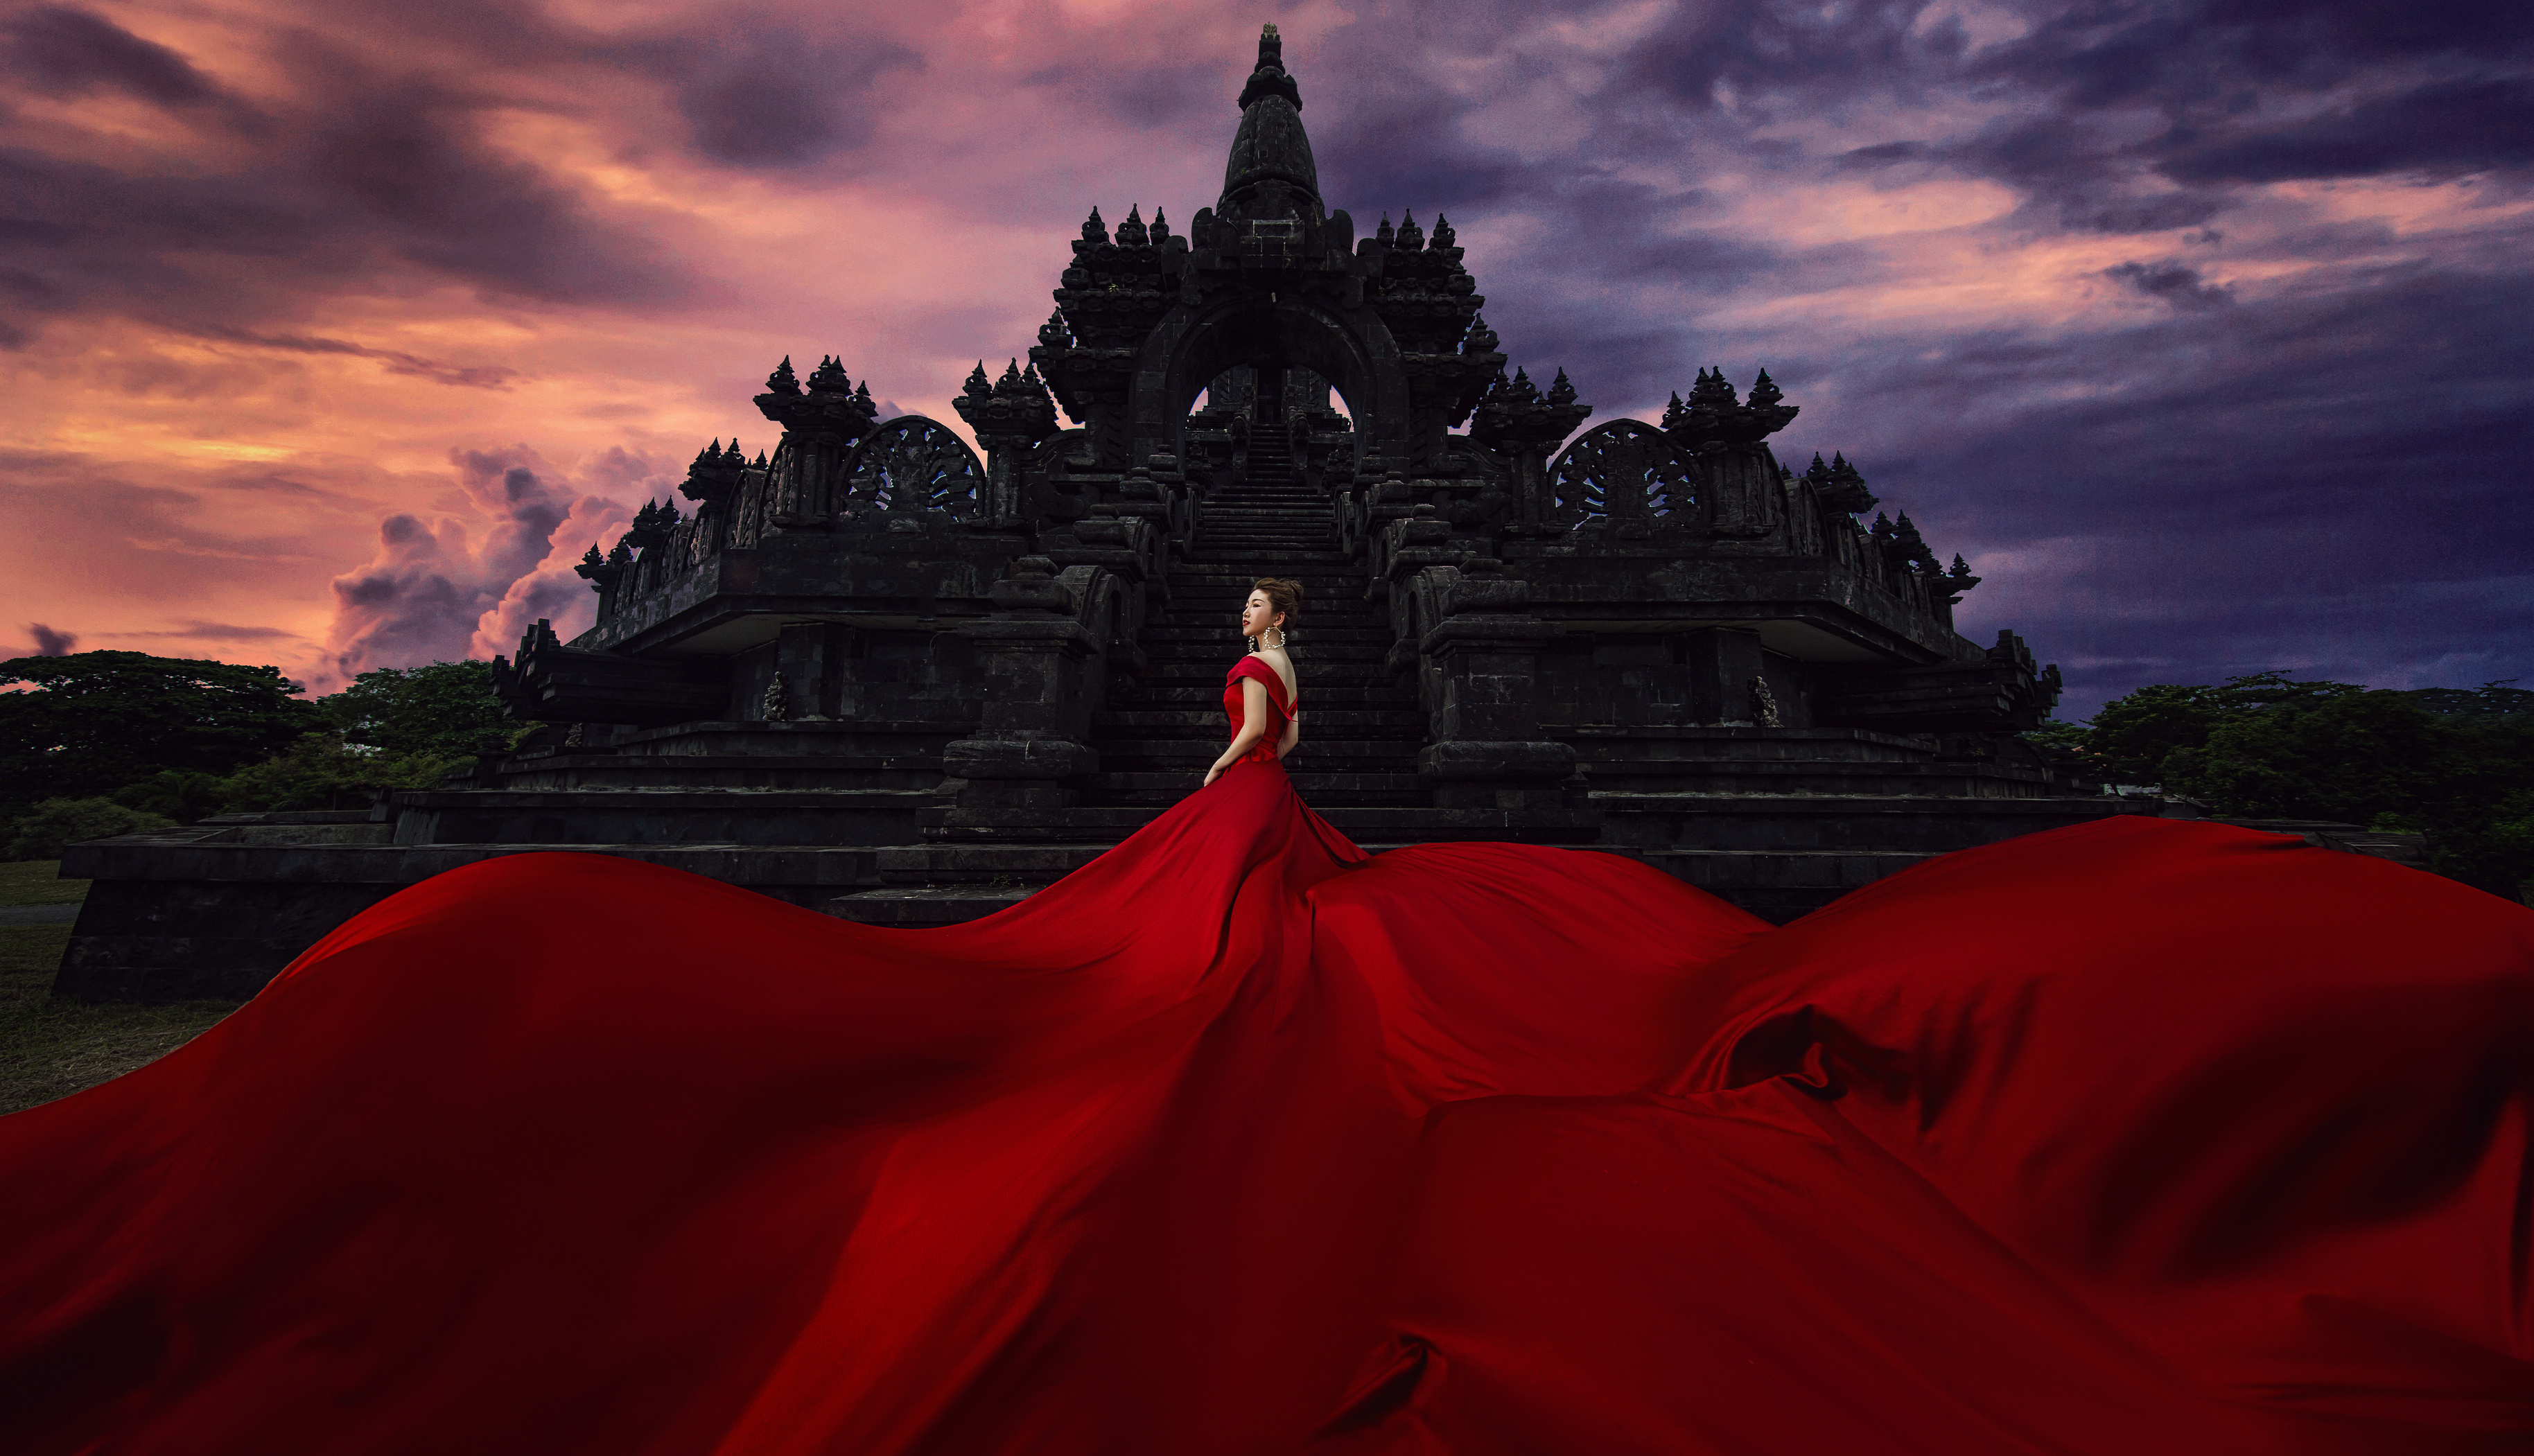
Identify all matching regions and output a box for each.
[0,861,240,1116]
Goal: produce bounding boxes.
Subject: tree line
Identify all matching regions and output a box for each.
[2024,672,2534,900]
[0,652,513,859]
[7,652,2528,902]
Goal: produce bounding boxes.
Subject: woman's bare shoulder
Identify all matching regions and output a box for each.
[1259,649,1298,700]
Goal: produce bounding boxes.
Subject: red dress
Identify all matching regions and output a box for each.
[1,655,2529,1453]
[1224,654,1295,767]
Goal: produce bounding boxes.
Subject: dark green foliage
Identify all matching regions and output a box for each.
[216,736,463,814]
[2017,719,2102,772]
[2161,691,2452,823]
[110,770,227,824]
[2403,681,2534,722]
[0,653,324,811]
[317,661,514,760]
[4,798,177,861]
[2085,672,2363,785]
[2076,672,2534,902]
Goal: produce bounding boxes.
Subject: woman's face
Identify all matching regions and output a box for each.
[1241,590,1282,640]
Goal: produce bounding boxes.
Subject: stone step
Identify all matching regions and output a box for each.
[1095,708,1426,732]
[1140,625,1390,642]
[1130,658,1404,677]
[1142,644,1388,664]
[1095,739,1424,765]
[1119,688,1413,710]
[390,789,933,848]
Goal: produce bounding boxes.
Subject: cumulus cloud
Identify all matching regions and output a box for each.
[320,446,663,683]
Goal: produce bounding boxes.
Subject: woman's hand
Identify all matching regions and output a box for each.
[1202,764,1223,787]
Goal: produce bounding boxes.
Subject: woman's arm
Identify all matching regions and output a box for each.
[1204,678,1272,787]
[1276,710,1300,760]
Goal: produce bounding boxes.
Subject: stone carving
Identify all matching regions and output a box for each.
[1750,676,1783,728]
[1546,419,1695,531]
[845,416,988,516]
[761,672,789,723]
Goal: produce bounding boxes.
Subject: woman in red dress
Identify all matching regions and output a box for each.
[1,576,2528,1454]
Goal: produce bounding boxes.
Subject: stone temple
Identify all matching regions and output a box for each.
[60,27,2142,1000]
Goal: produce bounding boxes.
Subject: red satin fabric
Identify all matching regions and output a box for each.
[1225,655,1295,766]
[1,695,2529,1452]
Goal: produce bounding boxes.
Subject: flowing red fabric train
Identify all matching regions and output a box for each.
[0,750,2528,1453]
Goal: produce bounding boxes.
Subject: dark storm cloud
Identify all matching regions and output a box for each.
[1803,264,2533,707]
[0,8,698,354]
[2158,78,2534,183]
[1261,0,2531,710]
[2102,259,2232,310]
[189,327,522,389]
[115,621,304,642]
[624,21,921,168]
[26,623,75,656]
[0,5,219,107]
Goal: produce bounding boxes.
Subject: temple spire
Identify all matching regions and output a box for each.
[1221,23,1318,208]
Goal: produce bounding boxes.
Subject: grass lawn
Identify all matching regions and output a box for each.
[0,858,92,906]
[0,862,242,1116]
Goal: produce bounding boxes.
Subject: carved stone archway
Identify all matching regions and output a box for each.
[1130,293,1406,479]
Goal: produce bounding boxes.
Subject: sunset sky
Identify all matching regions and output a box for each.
[2,0,2526,717]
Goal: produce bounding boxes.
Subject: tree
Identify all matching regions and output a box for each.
[0,653,325,811]
[110,770,227,824]
[317,662,516,760]
[2086,672,2366,785]
[216,736,466,814]
[2017,719,2105,775]
[2161,691,2452,823]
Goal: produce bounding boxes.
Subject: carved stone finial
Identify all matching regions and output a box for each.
[807,356,850,394]
[1809,450,1877,514]
[1082,206,1108,245]
[1117,204,1150,247]
[1237,22,1302,111]
[1396,209,1424,251]
[1430,213,1456,249]
[1148,206,1172,245]
[764,356,800,396]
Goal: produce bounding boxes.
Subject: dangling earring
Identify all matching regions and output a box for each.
[1266,626,1286,650]
[1245,634,1258,652]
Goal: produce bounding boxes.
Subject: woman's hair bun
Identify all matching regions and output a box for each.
[1251,577,1304,624]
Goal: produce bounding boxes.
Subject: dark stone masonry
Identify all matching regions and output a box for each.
[62,28,2212,1000]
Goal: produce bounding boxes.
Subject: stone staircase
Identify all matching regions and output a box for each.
[1090,468,1421,813]
[830,471,1594,924]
